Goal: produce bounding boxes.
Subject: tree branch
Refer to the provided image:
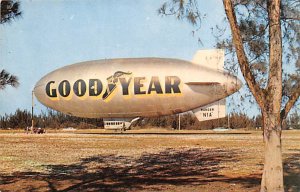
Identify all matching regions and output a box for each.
[281,17,300,21]
[223,0,265,109]
[266,0,282,112]
[281,85,300,120]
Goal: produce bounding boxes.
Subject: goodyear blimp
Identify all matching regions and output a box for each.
[34,49,242,130]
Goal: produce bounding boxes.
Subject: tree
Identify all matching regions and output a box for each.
[0,0,21,89]
[1,0,21,24]
[287,110,300,129]
[159,0,299,191]
[0,69,19,89]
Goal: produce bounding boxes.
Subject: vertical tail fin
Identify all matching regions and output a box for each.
[191,49,224,71]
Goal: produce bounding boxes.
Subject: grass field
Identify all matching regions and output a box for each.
[0,129,299,192]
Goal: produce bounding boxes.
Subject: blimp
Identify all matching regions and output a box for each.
[34,49,242,130]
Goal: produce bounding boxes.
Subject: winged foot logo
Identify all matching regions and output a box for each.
[102,71,132,100]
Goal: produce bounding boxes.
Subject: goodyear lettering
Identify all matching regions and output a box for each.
[134,77,146,95]
[165,76,181,93]
[45,75,181,100]
[119,77,131,95]
[89,79,102,96]
[148,76,163,94]
[58,80,71,97]
[73,79,86,97]
[46,81,57,97]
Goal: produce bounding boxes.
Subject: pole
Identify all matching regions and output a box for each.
[217,101,220,127]
[31,90,34,133]
[227,113,230,128]
[178,113,181,130]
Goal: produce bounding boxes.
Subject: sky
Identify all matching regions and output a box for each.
[0,0,257,116]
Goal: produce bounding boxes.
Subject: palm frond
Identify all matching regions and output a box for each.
[0,69,19,89]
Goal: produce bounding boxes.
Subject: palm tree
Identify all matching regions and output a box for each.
[1,0,22,24]
[0,70,19,89]
[1,1,21,90]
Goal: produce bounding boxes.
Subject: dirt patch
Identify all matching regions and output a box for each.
[0,129,299,191]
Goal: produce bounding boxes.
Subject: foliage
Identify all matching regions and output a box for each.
[0,69,19,89]
[0,0,22,24]
[287,110,300,129]
[0,1,22,89]
[0,108,266,130]
[0,109,103,129]
[158,0,300,117]
[134,112,259,130]
[158,1,300,190]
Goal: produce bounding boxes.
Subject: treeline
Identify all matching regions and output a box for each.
[0,108,299,130]
[138,113,262,130]
[0,109,102,129]
[146,111,299,130]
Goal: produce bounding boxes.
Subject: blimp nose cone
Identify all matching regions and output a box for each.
[33,77,49,106]
[33,80,43,96]
[226,75,242,94]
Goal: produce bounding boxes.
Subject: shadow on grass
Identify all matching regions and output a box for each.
[0,148,260,192]
[284,149,300,192]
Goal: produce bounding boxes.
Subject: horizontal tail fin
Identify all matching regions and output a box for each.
[185,82,220,86]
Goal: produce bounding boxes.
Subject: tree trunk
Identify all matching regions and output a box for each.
[260,113,284,192]
[223,0,286,190]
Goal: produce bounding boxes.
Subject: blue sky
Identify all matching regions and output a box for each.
[0,0,252,116]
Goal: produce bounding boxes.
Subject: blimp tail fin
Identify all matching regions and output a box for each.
[192,99,226,122]
[191,49,224,71]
